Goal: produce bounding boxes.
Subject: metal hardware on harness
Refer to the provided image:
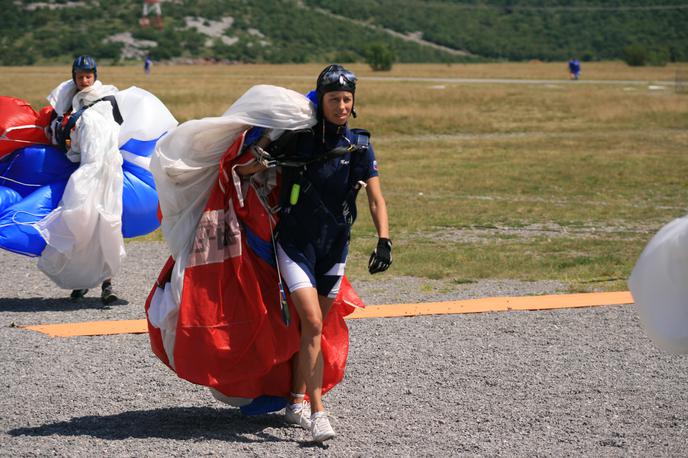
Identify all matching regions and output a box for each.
[250,144,278,168]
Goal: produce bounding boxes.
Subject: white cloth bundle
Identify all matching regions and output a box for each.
[629,215,688,353]
[35,102,125,289]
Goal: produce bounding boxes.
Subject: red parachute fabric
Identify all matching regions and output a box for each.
[145,133,363,400]
[0,97,51,158]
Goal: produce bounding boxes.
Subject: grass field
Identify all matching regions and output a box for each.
[3,62,687,292]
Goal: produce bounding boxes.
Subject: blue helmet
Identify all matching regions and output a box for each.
[315,64,357,118]
[72,55,97,83]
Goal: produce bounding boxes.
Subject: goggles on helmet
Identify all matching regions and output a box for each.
[316,65,357,95]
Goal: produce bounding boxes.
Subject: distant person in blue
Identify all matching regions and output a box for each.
[237,64,391,442]
[144,55,152,75]
[568,58,581,80]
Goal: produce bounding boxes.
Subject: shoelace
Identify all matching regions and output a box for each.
[312,410,338,424]
[294,401,338,424]
[300,400,311,418]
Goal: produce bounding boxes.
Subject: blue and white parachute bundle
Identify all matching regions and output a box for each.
[0,86,177,287]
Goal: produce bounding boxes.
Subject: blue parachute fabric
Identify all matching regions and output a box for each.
[244,223,276,267]
[120,136,160,158]
[0,146,75,255]
[0,146,77,197]
[0,181,68,256]
[121,160,159,238]
[243,127,264,148]
[239,395,288,416]
[0,144,163,251]
[306,89,318,106]
[0,186,22,212]
[123,159,155,188]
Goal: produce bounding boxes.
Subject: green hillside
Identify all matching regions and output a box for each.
[307,0,688,62]
[1,0,686,65]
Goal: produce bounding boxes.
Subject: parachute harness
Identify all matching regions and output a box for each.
[56,95,123,151]
[242,127,370,326]
[249,175,291,327]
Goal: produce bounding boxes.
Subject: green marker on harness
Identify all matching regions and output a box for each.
[289,183,301,205]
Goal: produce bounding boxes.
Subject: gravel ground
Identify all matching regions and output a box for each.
[1,242,687,457]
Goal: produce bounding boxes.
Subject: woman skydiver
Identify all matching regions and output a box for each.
[237,64,392,442]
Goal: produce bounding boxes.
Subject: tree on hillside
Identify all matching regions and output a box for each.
[364,42,396,71]
[623,44,668,67]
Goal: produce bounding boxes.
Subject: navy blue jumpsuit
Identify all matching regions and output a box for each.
[275,120,378,297]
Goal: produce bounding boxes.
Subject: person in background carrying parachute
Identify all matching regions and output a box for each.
[44,55,122,303]
[237,64,392,442]
[0,56,176,302]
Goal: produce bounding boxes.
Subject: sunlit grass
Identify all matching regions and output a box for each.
[4,62,688,292]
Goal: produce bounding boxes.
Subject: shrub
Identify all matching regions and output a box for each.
[364,43,396,71]
[623,44,649,66]
[647,49,669,67]
[623,44,669,67]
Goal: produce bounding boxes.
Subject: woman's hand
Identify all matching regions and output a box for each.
[368,238,392,274]
[365,176,391,274]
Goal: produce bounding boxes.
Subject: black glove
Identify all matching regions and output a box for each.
[368,238,392,274]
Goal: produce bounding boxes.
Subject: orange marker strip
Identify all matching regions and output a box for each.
[21,291,634,337]
[346,291,633,319]
[23,319,148,338]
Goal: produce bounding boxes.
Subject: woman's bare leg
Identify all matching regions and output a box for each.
[289,287,334,413]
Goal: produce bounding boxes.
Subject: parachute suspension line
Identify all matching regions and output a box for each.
[12,211,47,226]
[0,211,46,229]
[0,175,42,188]
[1,151,42,188]
[1,124,48,136]
[1,147,43,188]
[0,125,50,146]
[0,138,50,146]
[250,178,290,326]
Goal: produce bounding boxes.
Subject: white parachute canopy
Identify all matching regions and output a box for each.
[35,101,125,289]
[116,86,178,170]
[629,215,688,353]
[116,86,175,147]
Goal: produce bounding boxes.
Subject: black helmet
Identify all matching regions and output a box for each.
[315,64,357,118]
[316,64,357,99]
[72,55,97,83]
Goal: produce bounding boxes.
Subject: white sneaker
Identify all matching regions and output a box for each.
[311,413,336,443]
[285,403,311,429]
